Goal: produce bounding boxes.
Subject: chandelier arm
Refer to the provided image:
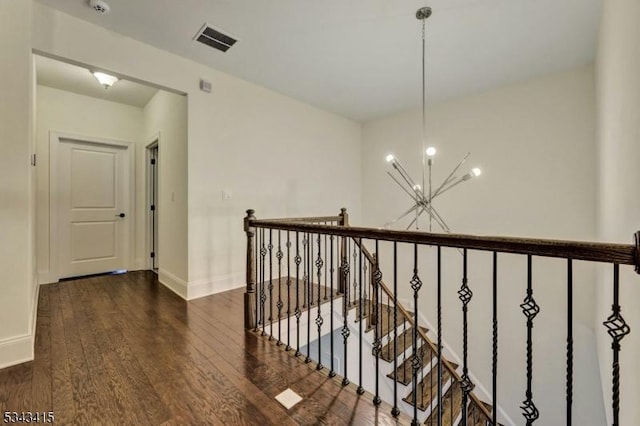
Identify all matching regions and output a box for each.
[424,203,451,232]
[410,202,448,232]
[387,172,421,204]
[391,161,424,200]
[406,205,446,232]
[431,174,457,201]
[432,175,472,199]
[431,152,470,199]
[383,204,421,229]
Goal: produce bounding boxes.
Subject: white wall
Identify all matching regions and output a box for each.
[362,66,604,424]
[596,0,640,424]
[35,85,144,283]
[0,0,36,368]
[141,91,188,296]
[31,2,362,301]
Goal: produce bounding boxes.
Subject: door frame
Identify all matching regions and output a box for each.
[145,134,160,271]
[49,131,135,282]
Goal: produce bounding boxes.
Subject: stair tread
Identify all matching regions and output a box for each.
[352,301,408,338]
[463,401,502,426]
[371,303,409,338]
[402,363,455,411]
[424,381,463,426]
[386,344,435,386]
[380,326,429,362]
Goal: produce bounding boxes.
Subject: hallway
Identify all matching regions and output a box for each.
[0,271,405,425]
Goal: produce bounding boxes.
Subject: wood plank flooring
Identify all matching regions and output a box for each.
[0,271,408,425]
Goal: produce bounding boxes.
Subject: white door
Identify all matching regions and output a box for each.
[55,137,132,279]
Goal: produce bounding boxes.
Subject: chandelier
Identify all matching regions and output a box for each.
[384,6,481,232]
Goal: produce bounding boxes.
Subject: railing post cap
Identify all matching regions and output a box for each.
[244,209,256,233]
[340,207,347,214]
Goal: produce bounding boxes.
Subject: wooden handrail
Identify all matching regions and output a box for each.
[353,238,494,423]
[267,216,342,223]
[249,220,639,269]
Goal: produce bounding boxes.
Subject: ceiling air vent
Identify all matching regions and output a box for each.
[194,23,238,53]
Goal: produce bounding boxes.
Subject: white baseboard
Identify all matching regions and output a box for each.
[158,268,188,299]
[0,334,34,370]
[38,270,56,285]
[186,273,244,300]
[0,283,40,370]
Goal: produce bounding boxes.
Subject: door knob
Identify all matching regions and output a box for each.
[116,213,126,218]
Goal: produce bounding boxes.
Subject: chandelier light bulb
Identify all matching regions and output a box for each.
[385,154,395,163]
[472,167,482,177]
[413,184,422,191]
[426,146,437,157]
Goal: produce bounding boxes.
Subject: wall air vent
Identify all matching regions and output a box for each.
[194,23,238,53]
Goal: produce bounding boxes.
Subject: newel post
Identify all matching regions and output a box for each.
[244,209,257,329]
[339,207,349,226]
[338,208,349,293]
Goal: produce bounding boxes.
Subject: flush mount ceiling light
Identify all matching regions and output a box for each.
[89,0,111,14]
[92,71,119,89]
[384,7,482,232]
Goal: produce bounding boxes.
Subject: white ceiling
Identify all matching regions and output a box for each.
[35,0,602,121]
[35,55,158,108]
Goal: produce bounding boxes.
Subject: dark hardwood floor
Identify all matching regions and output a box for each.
[0,271,408,425]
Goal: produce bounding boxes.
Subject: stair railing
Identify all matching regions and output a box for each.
[354,238,493,424]
[244,208,639,426]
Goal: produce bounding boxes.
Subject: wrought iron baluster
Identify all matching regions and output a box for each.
[286,232,291,351]
[329,235,336,378]
[392,242,400,417]
[437,246,442,426]
[268,229,274,340]
[566,258,573,424]
[302,235,308,309]
[386,293,392,361]
[372,241,382,406]
[410,243,422,426]
[357,240,364,394]
[352,244,358,307]
[402,308,407,369]
[253,222,259,332]
[341,237,351,386]
[364,262,369,318]
[428,343,432,426]
[276,231,283,345]
[459,249,475,423]
[324,233,328,300]
[316,234,324,370]
[520,255,539,425]
[260,228,267,336]
[306,233,312,363]
[294,232,302,356]
[492,251,498,426]
[603,264,630,426]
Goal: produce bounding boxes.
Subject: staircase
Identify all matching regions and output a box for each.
[350,299,496,425]
[244,208,640,425]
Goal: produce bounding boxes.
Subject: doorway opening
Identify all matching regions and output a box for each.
[147,140,159,272]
